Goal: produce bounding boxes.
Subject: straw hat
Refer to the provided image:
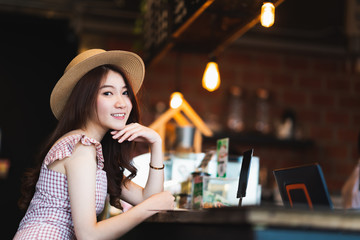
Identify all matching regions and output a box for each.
[50,49,145,119]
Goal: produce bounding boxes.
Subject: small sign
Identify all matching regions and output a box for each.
[216,138,229,178]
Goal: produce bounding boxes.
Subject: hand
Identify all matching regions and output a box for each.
[111,123,161,144]
[142,191,175,211]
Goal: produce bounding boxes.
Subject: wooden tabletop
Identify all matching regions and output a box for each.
[147,206,360,233]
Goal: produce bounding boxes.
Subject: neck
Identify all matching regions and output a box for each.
[81,121,108,142]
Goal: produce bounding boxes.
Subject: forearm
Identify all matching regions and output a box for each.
[77,202,155,240]
[79,190,174,240]
[143,140,164,198]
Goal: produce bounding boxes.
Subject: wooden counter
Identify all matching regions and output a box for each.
[121,206,360,240]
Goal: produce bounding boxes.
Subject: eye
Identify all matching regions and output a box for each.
[122,90,129,96]
[102,91,113,96]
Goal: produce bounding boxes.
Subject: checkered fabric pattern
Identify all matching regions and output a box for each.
[14,134,108,239]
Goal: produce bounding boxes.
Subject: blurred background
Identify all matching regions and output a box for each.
[0,0,359,238]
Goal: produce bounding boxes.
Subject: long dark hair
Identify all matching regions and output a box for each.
[18,64,140,210]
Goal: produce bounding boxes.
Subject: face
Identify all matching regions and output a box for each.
[92,70,133,134]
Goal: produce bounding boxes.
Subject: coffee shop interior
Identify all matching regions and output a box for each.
[0,0,360,238]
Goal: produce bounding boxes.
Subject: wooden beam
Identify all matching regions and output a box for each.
[173,112,191,127]
[212,0,285,57]
[180,99,213,137]
[172,0,215,38]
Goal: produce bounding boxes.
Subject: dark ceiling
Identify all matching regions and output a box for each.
[0,0,349,62]
[0,0,142,35]
[248,0,346,47]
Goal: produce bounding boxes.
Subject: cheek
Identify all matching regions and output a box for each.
[96,98,108,116]
[127,99,133,112]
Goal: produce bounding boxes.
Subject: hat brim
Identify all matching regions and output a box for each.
[50,50,145,119]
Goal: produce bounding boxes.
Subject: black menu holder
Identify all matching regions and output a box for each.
[237,149,254,206]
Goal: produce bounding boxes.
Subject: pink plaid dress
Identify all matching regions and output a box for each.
[14,134,108,239]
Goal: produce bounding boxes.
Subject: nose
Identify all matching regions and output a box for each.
[115,95,126,108]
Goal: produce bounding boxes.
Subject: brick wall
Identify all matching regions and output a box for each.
[140,44,360,194]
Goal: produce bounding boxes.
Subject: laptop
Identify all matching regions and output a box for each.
[273,163,333,210]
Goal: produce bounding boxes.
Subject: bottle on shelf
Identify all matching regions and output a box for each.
[255,88,271,134]
[227,86,245,132]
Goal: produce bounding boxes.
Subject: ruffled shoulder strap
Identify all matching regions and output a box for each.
[44,134,105,169]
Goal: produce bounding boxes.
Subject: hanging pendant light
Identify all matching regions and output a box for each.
[260,1,275,28]
[170,92,183,109]
[202,59,220,92]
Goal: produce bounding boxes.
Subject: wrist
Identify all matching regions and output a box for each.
[150,137,162,150]
[149,163,164,170]
[149,139,164,168]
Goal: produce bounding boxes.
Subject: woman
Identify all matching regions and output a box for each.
[14,49,175,239]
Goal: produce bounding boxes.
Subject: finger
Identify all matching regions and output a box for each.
[111,123,136,136]
[118,128,143,143]
[127,131,142,142]
[112,123,139,139]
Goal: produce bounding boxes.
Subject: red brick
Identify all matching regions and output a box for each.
[309,126,333,140]
[182,52,207,64]
[297,109,322,123]
[326,178,346,191]
[270,73,295,87]
[324,144,349,159]
[325,111,350,125]
[282,91,307,106]
[256,54,282,70]
[147,61,176,76]
[143,76,175,93]
[332,158,355,177]
[339,95,360,109]
[222,50,254,67]
[337,129,359,143]
[298,76,323,89]
[326,76,351,92]
[220,68,237,85]
[283,56,309,71]
[350,146,359,159]
[313,58,342,71]
[355,79,360,93]
[313,60,340,73]
[242,71,267,85]
[353,114,360,125]
[310,93,335,107]
[183,64,203,79]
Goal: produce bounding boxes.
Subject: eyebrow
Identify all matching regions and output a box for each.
[99,85,127,89]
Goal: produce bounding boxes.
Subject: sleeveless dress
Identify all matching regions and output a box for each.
[14,134,108,239]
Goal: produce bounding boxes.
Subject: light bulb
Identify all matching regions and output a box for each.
[261,2,275,28]
[202,61,220,92]
[170,92,183,109]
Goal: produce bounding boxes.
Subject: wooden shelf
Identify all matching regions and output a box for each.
[203,131,314,151]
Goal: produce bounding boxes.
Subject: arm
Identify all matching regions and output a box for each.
[66,143,174,240]
[341,160,360,209]
[111,123,165,205]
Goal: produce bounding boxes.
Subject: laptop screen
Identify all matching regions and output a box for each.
[273,163,333,210]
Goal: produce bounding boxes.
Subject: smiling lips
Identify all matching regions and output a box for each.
[111,113,125,119]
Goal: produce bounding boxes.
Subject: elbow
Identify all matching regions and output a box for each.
[75,234,92,240]
[75,232,96,240]
[74,227,99,240]
[76,233,104,240]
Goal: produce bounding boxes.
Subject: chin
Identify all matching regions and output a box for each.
[111,124,126,131]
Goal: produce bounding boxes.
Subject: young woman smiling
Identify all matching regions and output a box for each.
[14,49,175,240]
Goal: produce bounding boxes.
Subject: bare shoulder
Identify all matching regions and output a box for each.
[65,142,97,169]
[72,142,97,159]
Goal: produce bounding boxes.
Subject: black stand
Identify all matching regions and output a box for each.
[237,149,253,206]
